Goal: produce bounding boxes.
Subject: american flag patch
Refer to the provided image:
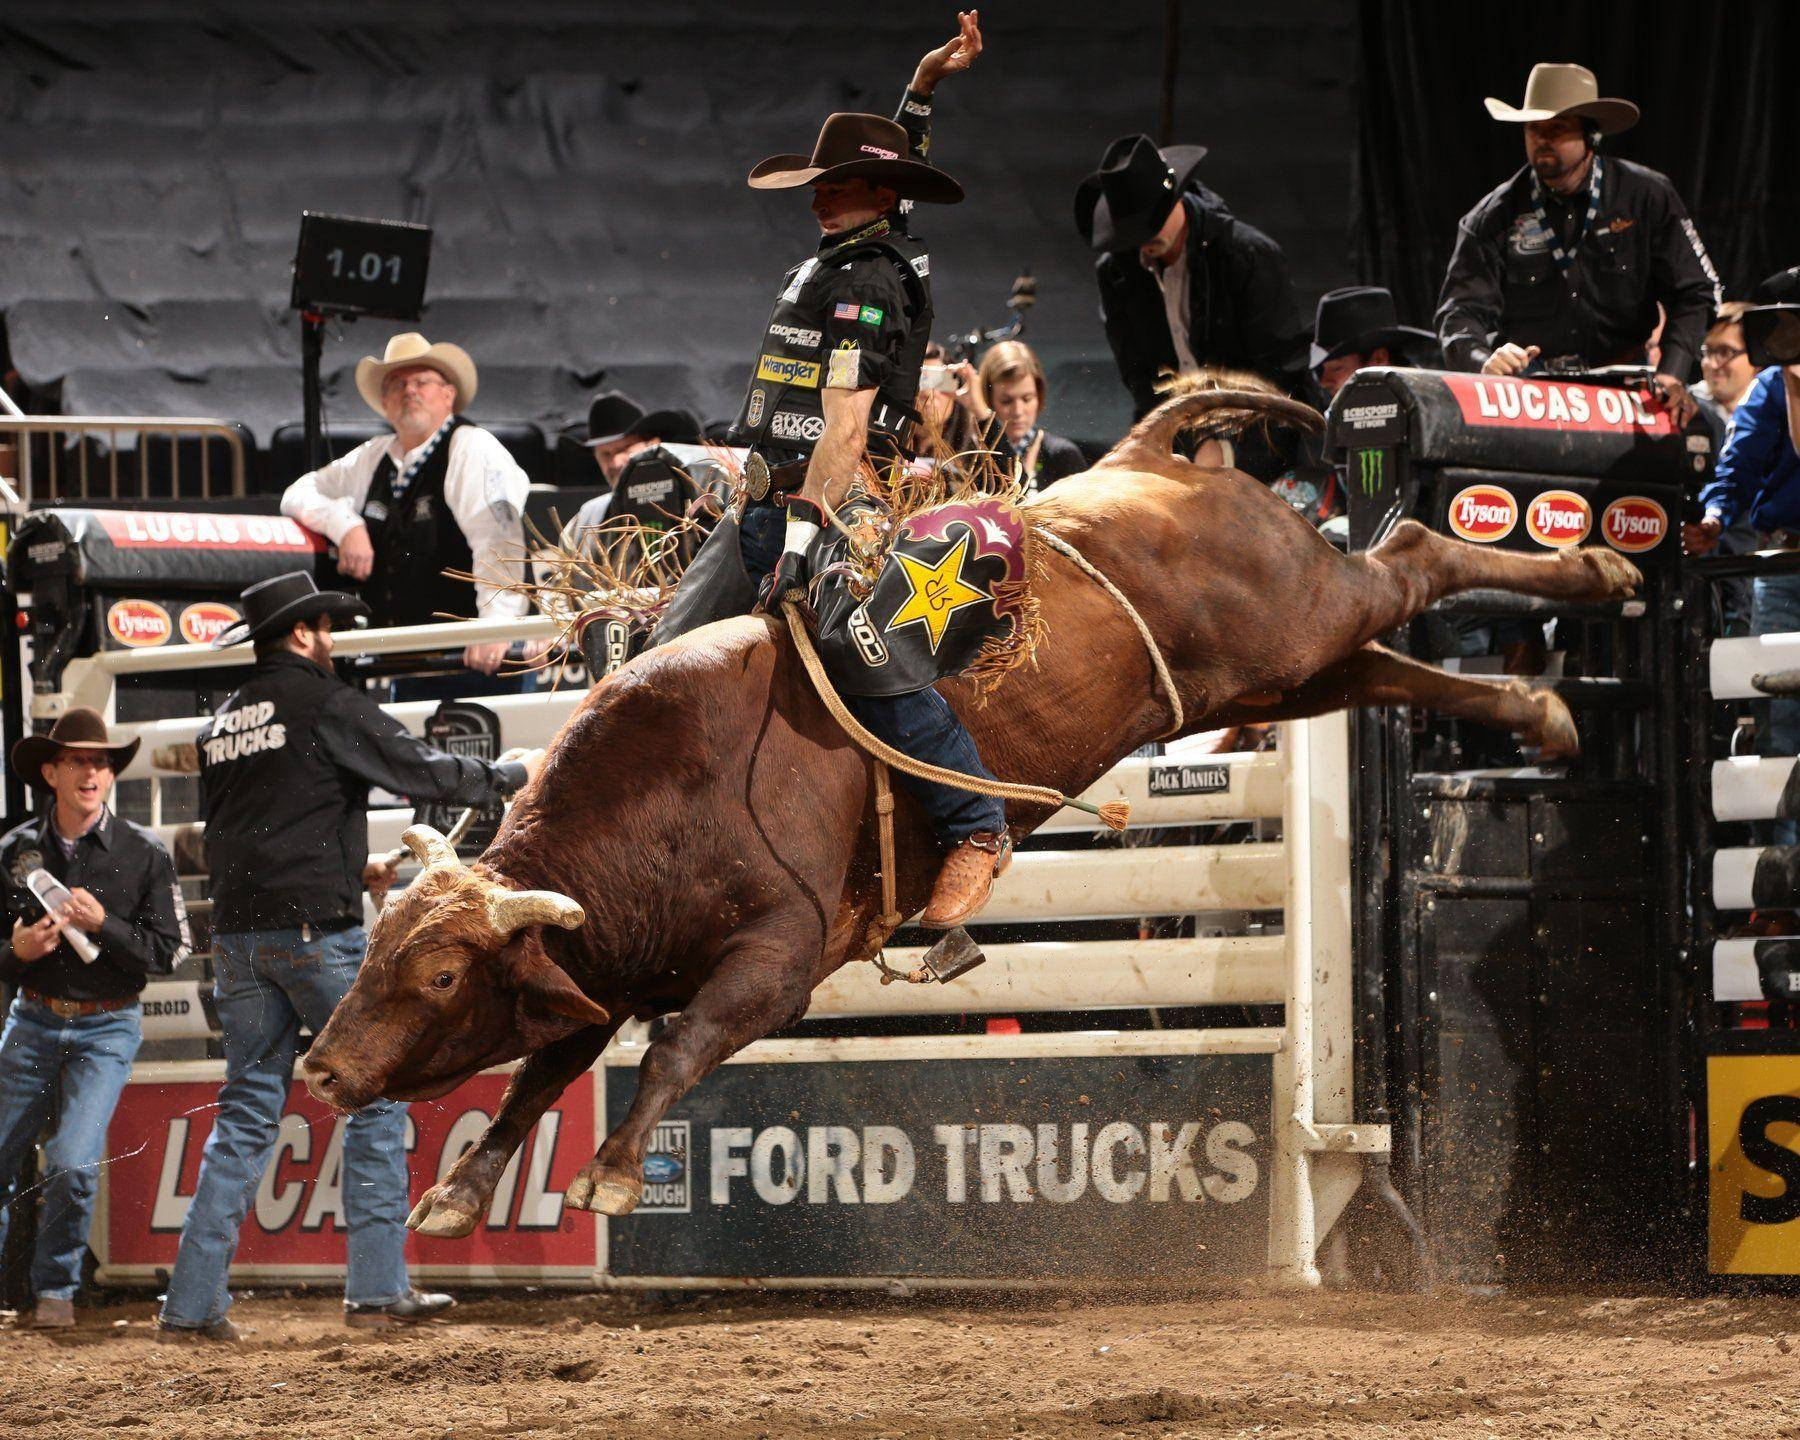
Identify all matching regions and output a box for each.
[833,302,860,320]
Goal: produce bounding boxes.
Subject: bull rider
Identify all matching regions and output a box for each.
[0,710,189,1329]
[655,13,1011,928]
[155,572,544,1341]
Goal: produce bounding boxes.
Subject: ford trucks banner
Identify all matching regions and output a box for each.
[100,1071,600,1280]
[603,1054,1272,1280]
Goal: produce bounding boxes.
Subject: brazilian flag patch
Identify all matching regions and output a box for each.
[859,305,884,327]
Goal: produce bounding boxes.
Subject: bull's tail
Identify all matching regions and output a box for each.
[1098,384,1324,473]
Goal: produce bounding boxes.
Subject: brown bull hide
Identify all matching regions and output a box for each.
[314,387,1642,1229]
[506,927,613,1040]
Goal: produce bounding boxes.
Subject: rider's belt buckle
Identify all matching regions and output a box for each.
[744,453,771,502]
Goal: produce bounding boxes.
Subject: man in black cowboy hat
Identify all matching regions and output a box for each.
[576,399,705,520]
[0,708,188,1329]
[1436,62,1716,425]
[1311,286,1439,400]
[1077,133,1312,418]
[656,14,1016,927]
[156,572,543,1341]
[580,391,707,492]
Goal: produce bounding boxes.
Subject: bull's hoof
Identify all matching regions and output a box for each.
[565,1164,643,1217]
[406,1184,482,1238]
[1566,545,1642,600]
[1519,685,1580,761]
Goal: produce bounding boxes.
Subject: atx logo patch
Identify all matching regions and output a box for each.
[884,532,993,653]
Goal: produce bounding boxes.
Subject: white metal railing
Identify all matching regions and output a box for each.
[0,415,248,502]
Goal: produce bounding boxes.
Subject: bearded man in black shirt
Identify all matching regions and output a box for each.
[1436,62,1717,425]
[156,572,542,1341]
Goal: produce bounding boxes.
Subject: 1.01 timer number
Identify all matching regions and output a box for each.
[324,248,405,285]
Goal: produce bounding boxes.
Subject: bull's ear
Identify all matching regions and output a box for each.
[503,930,612,1030]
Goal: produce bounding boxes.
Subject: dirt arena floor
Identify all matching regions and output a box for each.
[3,1286,1799,1439]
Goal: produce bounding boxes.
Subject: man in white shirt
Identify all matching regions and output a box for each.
[280,332,529,676]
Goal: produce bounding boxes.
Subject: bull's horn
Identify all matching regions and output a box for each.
[402,825,462,870]
[488,889,586,937]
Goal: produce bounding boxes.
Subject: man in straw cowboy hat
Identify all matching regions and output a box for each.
[156,572,544,1341]
[280,331,530,678]
[0,709,188,1329]
[653,13,1013,927]
[1076,132,1312,418]
[1436,62,1717,425]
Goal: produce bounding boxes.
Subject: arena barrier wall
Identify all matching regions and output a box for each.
[64,618,1378,1289]
[1686,551,1800,1278]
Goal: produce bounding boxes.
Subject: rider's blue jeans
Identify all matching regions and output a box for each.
[740,502,1005,844]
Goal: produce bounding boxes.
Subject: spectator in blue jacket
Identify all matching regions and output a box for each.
[1690,347,1800,780]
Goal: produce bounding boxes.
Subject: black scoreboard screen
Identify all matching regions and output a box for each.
[290,212,431,320]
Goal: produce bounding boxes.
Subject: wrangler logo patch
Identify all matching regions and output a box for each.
[756,354,822,388]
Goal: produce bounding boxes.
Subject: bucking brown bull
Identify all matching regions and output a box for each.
[302,389,1638,1234]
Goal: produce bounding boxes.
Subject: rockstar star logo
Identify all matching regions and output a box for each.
[883,531,993,654]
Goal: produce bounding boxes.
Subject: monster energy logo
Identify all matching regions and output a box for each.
[1356,448,1386,496]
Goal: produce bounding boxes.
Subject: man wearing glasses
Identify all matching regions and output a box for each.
[0,709,188,1329]
[281,332,529,679]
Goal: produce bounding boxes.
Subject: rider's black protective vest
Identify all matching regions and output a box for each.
[359,414,477,626]
[729,219,933,458]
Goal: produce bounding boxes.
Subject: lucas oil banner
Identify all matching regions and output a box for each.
[98,1069,600,1281]
[603,1053,1272,1280]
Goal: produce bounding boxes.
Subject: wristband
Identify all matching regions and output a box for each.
[782,496,825,553]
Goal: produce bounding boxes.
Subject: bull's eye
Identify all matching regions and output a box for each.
[432,971,456,991]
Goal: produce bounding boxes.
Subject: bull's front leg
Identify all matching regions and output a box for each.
[408,1020,621,1237]
[565,933,817,1217]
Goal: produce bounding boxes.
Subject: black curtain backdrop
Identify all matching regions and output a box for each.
[1352,0,1799,334]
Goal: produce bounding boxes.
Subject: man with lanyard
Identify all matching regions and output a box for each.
[156,572,543,1341]
[656,14,1007,928]
[281,331,530,684]
[1435,62,1716,425]
[0,710,188,1329]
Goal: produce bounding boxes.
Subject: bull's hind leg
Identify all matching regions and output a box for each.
[564,933,817,1217]
[1351,518,1640,642]
[1212,644,1579,757]
[406,1021,619,1237]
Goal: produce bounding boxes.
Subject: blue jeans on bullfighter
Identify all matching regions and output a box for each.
[0,996,141,1300]
[158,926,412,1329]
[740,502,1006,843]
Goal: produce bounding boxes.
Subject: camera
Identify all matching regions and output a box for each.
[1743,304,1800,369]
[920,362,958,394]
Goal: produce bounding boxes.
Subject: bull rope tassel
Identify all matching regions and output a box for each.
[780,599,1130,830]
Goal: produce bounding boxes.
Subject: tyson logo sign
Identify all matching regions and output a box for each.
[1600,496,1668,554]
[178,602,240,646]
[1446,484,1518,543]
[1525,490,1592,548]
[107,599,172,648]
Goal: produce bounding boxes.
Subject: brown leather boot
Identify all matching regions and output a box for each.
[920,831,1013,930]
